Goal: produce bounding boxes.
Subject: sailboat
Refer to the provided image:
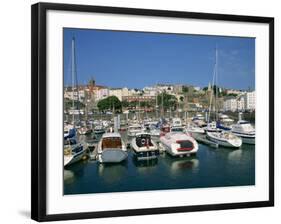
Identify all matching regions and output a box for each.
[64,37,87,167]
[205,47,242,148]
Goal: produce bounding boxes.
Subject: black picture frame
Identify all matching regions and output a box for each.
[31,2,274,222]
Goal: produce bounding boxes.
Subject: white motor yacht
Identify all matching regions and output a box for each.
[160,132,198,157]
[94,125,106,135]
[127,124,143,137]
[64,138,86,167]
[97,132,128,163]
[186,123,205,134]
[231,120,255,144]
[131,133,159,160]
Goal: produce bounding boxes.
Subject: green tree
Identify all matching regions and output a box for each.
[182,86,189,93]
[97,96,122,112]
[203,86,208,91]
[157,93,177,110]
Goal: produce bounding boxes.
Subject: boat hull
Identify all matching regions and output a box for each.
[131,140,159,160]
[206,133,242,148]
[161,143,198,157]
[240,136,255,144]
[160,134,199,157]
[133,150,159,160]
[98,149,128,163]
[232,133,255,144]
[64,145,86,167]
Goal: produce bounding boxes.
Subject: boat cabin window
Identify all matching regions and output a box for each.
[102,137,122,149]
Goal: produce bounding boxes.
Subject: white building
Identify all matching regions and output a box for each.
[109,88,123,101]
[143,86,158,96]
[223,98,238,112]
[156,84,173,94]
[108,87,131,101]
[64,88,85,102]
[95,88,109,101]
[245,91,255,111]
[237,97,245,111]
[128,88,142,96]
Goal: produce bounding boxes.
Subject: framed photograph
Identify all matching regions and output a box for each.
[31,2,274,222]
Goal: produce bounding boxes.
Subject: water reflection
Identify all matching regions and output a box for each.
[161,153,199,173]
[132,157,158,167]
[228,148,243,161]
[63,169,75,184]
[97,162,128,183]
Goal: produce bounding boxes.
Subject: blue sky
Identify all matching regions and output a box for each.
[63,28,255,90]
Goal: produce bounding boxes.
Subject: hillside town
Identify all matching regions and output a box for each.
[64,78,255,115]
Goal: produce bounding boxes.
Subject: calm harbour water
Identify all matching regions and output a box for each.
[64,133,255,195]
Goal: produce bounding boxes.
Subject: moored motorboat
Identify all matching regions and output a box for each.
[78,126,92,135]
[231,120,255,144]
[160,125,170,136]
[149,127,161,138]
[127,124,143,137]
[94,125,106,135]
[64,124,76,139]
[172,118,182,127]
[192,113,206,127]
[160,132,199,157]
[131,133,159,160]
[64,138,86,167]
[97,132,128,163]
[186,123,205,135]
[216,114,234,130]
[206,131,242,148]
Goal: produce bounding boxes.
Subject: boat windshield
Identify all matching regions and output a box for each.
[129,126,142,131]
[136,135,153,147]
[161,126,170,132]
[171,127,184,132]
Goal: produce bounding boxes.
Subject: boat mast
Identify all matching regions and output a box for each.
[71,38,75,125]
[71,37,80,127]
[215,45,218,122]
[155,90,158,119]
[207,47,217,124]
[161,91,164,117]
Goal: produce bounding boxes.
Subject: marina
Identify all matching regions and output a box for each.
[63,30,256,195]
